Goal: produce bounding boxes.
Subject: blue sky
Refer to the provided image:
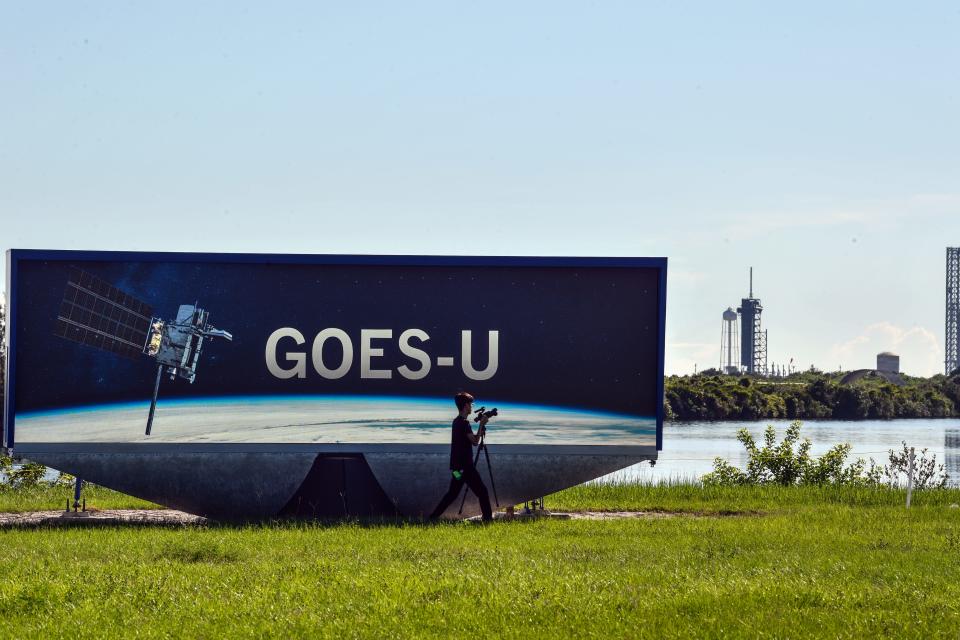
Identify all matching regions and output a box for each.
[2,3,958,376]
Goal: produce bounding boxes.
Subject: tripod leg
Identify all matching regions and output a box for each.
[482,444,500,507]
[456,482,468,515]
[457,442,485,515]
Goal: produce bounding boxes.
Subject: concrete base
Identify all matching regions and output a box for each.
[23,451,316,520]
[19,444,654,520]
[366,452,644,518]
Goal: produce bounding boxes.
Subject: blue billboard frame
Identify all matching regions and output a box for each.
[3,249,667,452]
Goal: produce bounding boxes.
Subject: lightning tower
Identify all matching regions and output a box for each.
[948,247,960,376]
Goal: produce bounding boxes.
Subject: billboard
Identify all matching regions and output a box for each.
[4,250,666,518]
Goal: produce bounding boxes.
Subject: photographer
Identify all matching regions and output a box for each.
[428,391,493,522]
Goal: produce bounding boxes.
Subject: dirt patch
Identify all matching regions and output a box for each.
[0,508,756,528]
[503,509,756,520]
[558,510,685,520]
[0,509,207,528]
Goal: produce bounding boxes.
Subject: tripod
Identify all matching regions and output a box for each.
[457,426,500,515]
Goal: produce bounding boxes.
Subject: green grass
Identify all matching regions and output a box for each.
[550,480,960,512]
[0,484,160,513]
[2,483,960,638]
[12,480,958,515]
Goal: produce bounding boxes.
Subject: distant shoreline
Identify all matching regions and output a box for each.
[665,372,960,422]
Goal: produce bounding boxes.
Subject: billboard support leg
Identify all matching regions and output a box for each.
[145,365,163,436]
[72,477,83,511]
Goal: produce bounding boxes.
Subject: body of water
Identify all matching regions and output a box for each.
[18,417,960,488]
[605,418,960,486]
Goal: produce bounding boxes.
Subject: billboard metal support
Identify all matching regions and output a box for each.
[72,477,83,511]
[145,365,163,436]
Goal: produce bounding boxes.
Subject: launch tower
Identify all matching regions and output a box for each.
[737,268,767,375]
[948,247,960,375]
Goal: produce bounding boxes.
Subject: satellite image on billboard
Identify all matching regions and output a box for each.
[6,251,665,453]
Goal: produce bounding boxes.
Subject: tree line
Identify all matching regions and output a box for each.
[665,370,960,422]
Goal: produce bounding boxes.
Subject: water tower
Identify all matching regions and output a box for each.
[721,307,740,374]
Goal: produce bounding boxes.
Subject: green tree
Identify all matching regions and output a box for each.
[835,386,870,420]
[663,371,960,422]
[807,377,836,407]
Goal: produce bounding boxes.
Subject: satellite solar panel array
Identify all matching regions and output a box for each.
[54,268,154,360]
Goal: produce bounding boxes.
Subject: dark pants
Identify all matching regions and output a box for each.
[429,466,493,521]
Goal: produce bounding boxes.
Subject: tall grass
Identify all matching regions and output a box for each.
[4,479,960,515]
[0,484,159,513]
[550,478,960,512]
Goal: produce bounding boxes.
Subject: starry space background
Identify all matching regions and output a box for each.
[12,256,662,416]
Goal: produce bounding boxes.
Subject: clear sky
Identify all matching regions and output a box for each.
[2,3,958,376]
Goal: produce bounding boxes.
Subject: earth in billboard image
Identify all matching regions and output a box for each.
[16,396,656,447]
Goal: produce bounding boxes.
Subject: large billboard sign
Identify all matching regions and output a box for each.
[4,250,666,519]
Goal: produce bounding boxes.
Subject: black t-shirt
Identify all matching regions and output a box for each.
[449,416,474,470]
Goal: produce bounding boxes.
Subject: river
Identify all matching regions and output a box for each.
[606,418,960,486]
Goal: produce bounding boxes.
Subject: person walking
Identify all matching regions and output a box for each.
[428,391,493,521]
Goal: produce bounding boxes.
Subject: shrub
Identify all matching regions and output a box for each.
[0,453,11,481]
[867,442,948,490]
[7,461,47,489]
[703,421,948,488]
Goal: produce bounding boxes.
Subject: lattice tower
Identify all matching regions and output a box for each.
[754,327,768,377]
[948,247,960,375]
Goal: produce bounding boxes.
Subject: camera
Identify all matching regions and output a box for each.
[473,406,498,423]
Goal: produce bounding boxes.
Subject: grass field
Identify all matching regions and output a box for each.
[2,483,960,638]
[0,484,159,514]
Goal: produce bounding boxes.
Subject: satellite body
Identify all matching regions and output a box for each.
[153,304,232,383]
